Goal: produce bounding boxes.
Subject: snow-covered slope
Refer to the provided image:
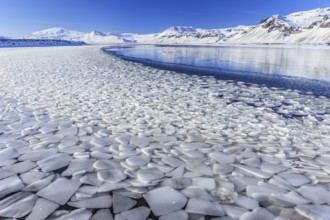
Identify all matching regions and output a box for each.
[78,31,129,44]
[150,8,330,45]
[150,25,253,44]
[23,7,330,45]
[229,7,330,44]
[28,27,85,40]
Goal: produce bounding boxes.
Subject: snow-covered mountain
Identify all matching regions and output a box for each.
[151,25,252,44]
[228,7,330,44]
[28,27,85,40]
[24,7,330,45]
[26,27,128,44]
[144,8,330,45]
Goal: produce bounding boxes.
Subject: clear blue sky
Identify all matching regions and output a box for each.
[0,0,329,37]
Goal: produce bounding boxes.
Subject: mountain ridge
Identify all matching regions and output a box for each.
[23,7,330,45]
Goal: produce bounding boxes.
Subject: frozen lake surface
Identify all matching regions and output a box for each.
[0,46,329,219]
[107,45,330,97]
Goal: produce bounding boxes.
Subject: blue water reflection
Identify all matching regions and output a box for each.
[105,45,330,96]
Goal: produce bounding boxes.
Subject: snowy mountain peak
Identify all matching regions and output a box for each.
[89,31,106,36]
[160,26,196,36]
[28,27,85,40]
[285,7,330,28]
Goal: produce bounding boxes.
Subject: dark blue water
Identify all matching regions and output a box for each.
[104,45,330,97]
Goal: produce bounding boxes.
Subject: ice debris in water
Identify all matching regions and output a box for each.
[0,46,328,219]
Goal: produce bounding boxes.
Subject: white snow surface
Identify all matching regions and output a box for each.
[0,46,329,219]
[0,39,84,48]
[22,7,330,45]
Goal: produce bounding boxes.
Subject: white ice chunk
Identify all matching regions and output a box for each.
[61,159,96,176]
[212,187,238,203]
[80,173,103,187]
[295,205,330,220]
[0,168,14,180]
[209,152,235,164]
[137,168,165,182]
[161,177,192,189]
[98,181,130,193]
[24,174,55,192]
[260,162,287,174]
[233,164,272,179]
[0,134,21,143]
[68,194,112,208]
[185,198,224,216]
[159,210,188,220]
[97,169,127,183]
[130,136,151,148]
[213,163,233,175]
[161,156,184,167]
[115,135,131,144]
[90,137,116,147]
[55,208,92,220]
[57,127,78,136]
[184,160,212,176]
[240,207,275,220]
[0,159,16,167]
[37,177,81,205]
[144,186,187,216]
[26,198,59,220]
[0,148,19,160]
[0,192,37,218]
[126,156,149,167]
[18,149,57,161]
[234,195,259,210]
[37,153,72,172]
[223,204,247,218]
[4,161,37,173]
[241,157,260,168]
[192,177,215,191]
[151,135,177,143]
[167,165,185,178]
[270,191,310,207]
[115,206,150,220]
[278,173,310,187]
[41,134,63,144]
[20,171,48,185]
[113,194,137,214]
[0,175,24,198]
[182,186,214,201]
[91,209,113,220]
[94,159,121,170]
[180,142,209,151]
[297,185,330,204]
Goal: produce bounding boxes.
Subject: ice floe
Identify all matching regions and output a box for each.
[37,178,81,205]
[0,46,329,218]
[144,186,187,216]
[26,198,59,220]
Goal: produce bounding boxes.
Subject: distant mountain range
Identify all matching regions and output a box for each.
[10,7,330,45]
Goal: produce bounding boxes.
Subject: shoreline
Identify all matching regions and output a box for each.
[104,47,330,98]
